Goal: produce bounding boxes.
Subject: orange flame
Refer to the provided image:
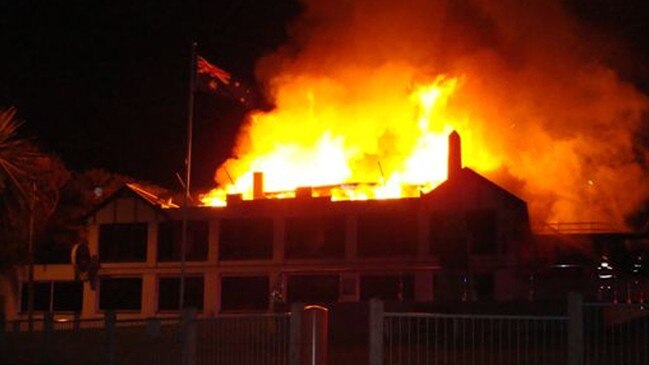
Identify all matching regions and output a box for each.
[201,68,499,207]
[201,0,649,230]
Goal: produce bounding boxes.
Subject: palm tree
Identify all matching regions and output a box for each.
[0,107,34,213]
[0,107,68,272]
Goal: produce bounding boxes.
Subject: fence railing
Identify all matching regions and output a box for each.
[1,308,301,365]
[196,313,291,365]
[6,298,646,365]
[370,295,648,365]
[382,312,568,365]
[583,302,649,365]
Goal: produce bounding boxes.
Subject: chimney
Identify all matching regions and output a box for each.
[448,131,462,180]
[253,172,264,200]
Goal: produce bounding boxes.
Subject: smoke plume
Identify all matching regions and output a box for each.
[216,0,649,229]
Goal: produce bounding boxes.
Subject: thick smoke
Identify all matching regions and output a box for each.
[224,0,649,229]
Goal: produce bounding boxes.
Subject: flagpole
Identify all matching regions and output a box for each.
[180,41,197,311]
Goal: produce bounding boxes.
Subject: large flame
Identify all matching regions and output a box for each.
[202,0,649,230]
[201,70,499,206]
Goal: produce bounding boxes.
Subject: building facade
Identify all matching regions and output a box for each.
[2,133,645,322]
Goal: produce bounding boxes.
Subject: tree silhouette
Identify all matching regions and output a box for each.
[0,107,69,273]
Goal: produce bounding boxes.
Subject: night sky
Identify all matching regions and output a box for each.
[1,0,648,191]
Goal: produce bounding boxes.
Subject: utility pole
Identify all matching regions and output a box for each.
[180,42,197,310]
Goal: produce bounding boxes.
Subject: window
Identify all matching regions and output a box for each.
[358,212,418,257]
[157,221,208,262]
[219,218,273,260]
[285,215,345,259]
[466,210,497,254]
[99,277,142,311]
[20,281,83,312]
[99,223,147,262]
[360,274,414,301]
[287,275,339,304]
[473,273,494,301]
[220,276,269,311]
[158,276,204,311]
[429,213,468,268]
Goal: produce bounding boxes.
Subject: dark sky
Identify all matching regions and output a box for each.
[1,0,648,191]
[1,0,301,190]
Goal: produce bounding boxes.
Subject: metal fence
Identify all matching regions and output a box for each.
[370,297,649,365]
[1,314,183,365]
[1,310,294,365]
[583,303,649,365]
[196,313,291,365]
[382,312,568,365]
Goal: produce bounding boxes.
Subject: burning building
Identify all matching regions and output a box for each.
[3,130,646,322]
[2,0,649,323]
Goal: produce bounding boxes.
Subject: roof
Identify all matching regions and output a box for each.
[125,182,178,208]
[424,167,528,210]
[82,182,178,221]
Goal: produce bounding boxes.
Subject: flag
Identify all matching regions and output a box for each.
[195,55,257,109]
[197,56,230,88]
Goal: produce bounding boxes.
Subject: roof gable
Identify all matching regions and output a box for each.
[424,168,527,211]
[84,183,177,223]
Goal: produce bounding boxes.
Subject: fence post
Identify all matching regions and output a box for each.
[104,310,116,365]
[302,305,329,365]
[369,298,384,365]
[567,292,583,365]
[43,312,54,364]
[181,308,197,365]
[289,303,304,365]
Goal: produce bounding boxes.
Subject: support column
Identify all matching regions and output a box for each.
[81,281,98,319]
[204,270,219,316]
[141,273,156,317]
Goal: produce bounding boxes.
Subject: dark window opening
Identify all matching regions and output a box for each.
[285,215,345,259]
[219,218,273,260]
[20,281,83,312]
[287,275,339,304]
[360,274,414,301]
[99,277,142,311]
[472,273,494,301]
[220,276,269,311]
[433,272,465,303]
[157,221,208,262]
[158,276,204,311]
[534,267,589,301]
[466,210,497,255]
[358,212,418,257]
[99,223,147,262]
[429,213,468,269]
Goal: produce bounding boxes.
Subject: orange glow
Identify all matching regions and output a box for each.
[200,70,500,207]
[199,0,649,230]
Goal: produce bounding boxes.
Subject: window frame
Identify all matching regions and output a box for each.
[20,280,83,313]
